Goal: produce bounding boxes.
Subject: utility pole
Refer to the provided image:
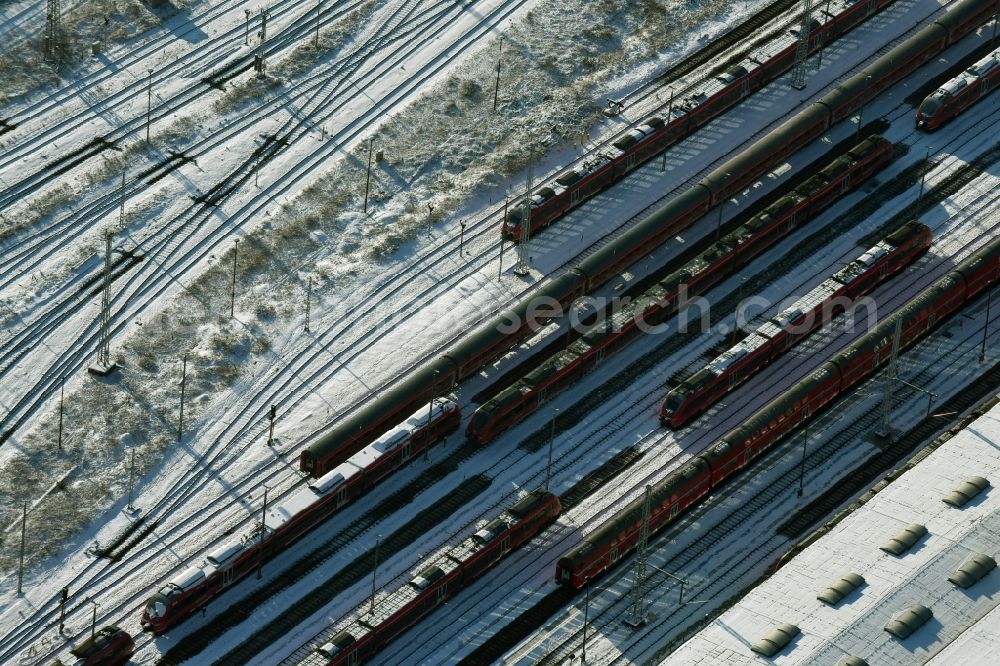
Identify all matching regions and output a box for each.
[254,8,270,76]
[498,237,505,280]
[459,221,466,256]
[177,354,188,442]
[118,168,126,232]
[230,239,239,318]
[59,587,68,633]
[244,10,251,46]
[493,37,503,112]
[917,148,930,209]
[857,75,871,140]
[797,418,808,497]
[44,0,62,65]
[370,534,382,615]
[89,230,117,376]
[981,288,994,364]
[514,157,533,275]
[17,502,26,595]
[581,583,591,663]
[146,70,153,143]
[716,199,725,241]
[626,485,652,627]
[876,317,903,439]
[267,405,276,446]
[57,374,65,452]
[662,87,674,172]
[364,137,374,214]
[256,486,268,579]
[790,0,813,89]
[304,276,313,333]
[90,600,97,639]
[314,0,322,48]
[816,0,832,70]
[126,448,136,511]
[544,409,557,490]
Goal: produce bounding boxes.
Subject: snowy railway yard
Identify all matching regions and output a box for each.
[2,0,1000,664]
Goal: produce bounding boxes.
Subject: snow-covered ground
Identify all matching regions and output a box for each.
[2,0,999,664]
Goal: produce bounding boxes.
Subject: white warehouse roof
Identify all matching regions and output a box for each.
[665,402,1000,665]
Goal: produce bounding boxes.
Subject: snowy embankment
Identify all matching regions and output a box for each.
[0,0,765,599]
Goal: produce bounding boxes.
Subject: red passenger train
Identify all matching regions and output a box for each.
[299,0,996,474]
[917,46,1000,130]
[660,220,932,428]
[142,398,459,633]
[557,232,1000,588]
[466,136,896,445]
[298,489,561,666]
[500,0,901,239]
[56,626,134,666]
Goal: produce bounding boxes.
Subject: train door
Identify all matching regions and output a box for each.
[571,187,582,206]
[346,650,358,666]
[402,442,412,462]
[436,582,449,605]
[626,152,638,171]
[538,387,548,405]
[879,259,888,280]
[610,544,619,562]
[670,503,679,520]
[743,447,752,466]
[841,172,851,193]
[223,567,234,587]
[596,346,606,364]
[336,486,348,507]
[787,209,796,231]
[866,0,875,15]
[501,535,511,554]
[740,76,750,98]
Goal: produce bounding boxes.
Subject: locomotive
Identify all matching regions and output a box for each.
[299,489,562,665]
[301,0,997,477]
[557,231,1000,588]
[142,398,459,633]
[465,136,897,444]
[916,46,1000,130]
[500,0,901,240]
[57,626,134,666]
[660,220,933,428]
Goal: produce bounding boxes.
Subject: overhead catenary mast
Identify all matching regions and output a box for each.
[625,485,652,627]
[790,0,813,90]
[44,0,62,65]
[89,231,117,376]
[513,154,533,275]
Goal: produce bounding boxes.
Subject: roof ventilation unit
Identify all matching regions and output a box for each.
[817,572,866,606]
[948,553,997,589]
[884,604,933,639]
[942,476,990,508]
[837,657,870,666]
[750,623,800,657]
[880,523,927,556]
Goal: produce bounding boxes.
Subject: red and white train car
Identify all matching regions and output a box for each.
[141,398,460,633]
[660,220,932,428]
[300,489,562,665]
[501,0,899,239]
[917,47,1000,130]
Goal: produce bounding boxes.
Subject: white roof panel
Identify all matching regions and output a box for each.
[667,403,1000,665]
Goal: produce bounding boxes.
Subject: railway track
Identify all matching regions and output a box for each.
[362,123,1000,663]
[0,2,984,660]
[0,0,553,661]
[565,301,1000,666]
